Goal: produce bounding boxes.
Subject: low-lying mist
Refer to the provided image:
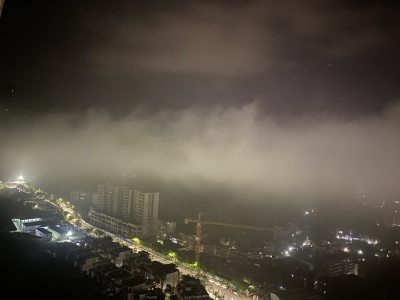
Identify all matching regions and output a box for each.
[1,102,399,211]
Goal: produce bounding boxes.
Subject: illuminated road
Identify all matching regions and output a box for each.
[53,200,249,300]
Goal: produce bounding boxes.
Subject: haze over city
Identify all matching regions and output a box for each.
[1,102,400,202]
[1,1,400,300]
[1,0,400,205]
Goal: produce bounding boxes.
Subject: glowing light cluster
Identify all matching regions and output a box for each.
[336,229,378,245]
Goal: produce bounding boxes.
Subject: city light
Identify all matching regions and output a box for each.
[2,1,399,298]
[132,237,142,245]
[188,261,199,269]
[168,251,177,259]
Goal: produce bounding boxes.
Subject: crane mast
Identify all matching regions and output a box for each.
[195,213,202,264]
[184,213,274,265]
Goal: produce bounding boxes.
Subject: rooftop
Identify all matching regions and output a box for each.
[151,261,178,276]
[36,227,51,235]
[23,220,52,227]
[47,225,66,235]
[272,288,324,300]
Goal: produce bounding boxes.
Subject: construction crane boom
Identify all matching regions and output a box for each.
[184,213,274,264]
[186,219,272,231]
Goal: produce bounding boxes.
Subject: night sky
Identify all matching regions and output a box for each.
[1,1,400,211]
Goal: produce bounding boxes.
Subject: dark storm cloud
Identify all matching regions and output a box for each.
[1,103,400,201]
[88,0,399,75]
[88,1,272,75]
[0,1,400,203]
[1,0,399,116]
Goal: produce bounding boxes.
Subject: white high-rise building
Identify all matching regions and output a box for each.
[133,191,159,234]
[95,183,108,212]
[122,188,134,221]
[109,186,121,216]
[94,183,159,237]
[96,184,121,216]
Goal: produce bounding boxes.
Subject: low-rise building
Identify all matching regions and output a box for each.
[151,261,179,289]
[177,275,209,300]
[88,209,145,238]
[158,221,177,239]
[271,288,324,300]
[35,227,52,240]
[108,246,132,263]
[301,254,358,278]
[12,217,53,233]
[47,225,68,241]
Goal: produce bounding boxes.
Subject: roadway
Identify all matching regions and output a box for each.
[52,200,250,300]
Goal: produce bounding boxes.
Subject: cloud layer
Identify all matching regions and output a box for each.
[88,0,399,76]
[1,102,400,202]
[1,0,399,118]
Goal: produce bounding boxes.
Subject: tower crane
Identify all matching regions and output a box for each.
[184,213,274,264]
